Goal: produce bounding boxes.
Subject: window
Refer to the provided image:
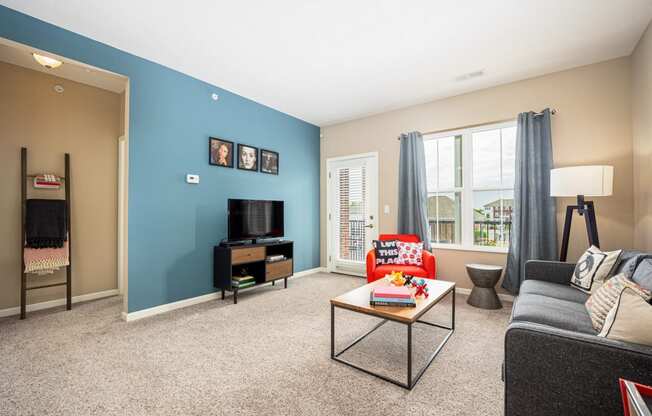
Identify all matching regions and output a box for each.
[336,166,367,262]
[425,135,462,244]
[424,122,516,252]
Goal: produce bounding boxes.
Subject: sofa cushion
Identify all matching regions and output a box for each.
[632,258,652,293]
[614,250,650,277]
[520,280,589,304]
[511,293,596,334]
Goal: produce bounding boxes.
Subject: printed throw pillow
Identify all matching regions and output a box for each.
[396,241,424,266]
[585,273,651,331]
[373,240,399,265]
[571,246,622,293]
[598,288,652,346]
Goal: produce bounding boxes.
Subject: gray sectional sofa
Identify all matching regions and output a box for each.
[504,251,652,416]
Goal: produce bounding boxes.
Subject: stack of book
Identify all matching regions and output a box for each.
[232,275,255,290]
[370,286,416,308]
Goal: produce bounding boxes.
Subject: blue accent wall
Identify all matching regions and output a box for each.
[0,6,321,312]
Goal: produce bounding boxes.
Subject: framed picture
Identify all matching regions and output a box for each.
[209,137,234,168]
[237,143,259,171]
[260,149,279,175]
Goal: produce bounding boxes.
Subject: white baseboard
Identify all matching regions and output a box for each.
[455,287,514,303]
[123,266,325,322]
[0,289,120,318]
[326,269,366,277]
[123,291,222,322]
[293,266,326,277]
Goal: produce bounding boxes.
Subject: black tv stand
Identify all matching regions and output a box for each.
[213,240,293,304]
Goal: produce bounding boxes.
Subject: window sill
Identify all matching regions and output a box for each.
[430,243,508,254]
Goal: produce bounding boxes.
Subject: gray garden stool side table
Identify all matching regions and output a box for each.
[465,263,503,309]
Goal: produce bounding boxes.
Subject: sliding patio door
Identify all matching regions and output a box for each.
[327,153,378,275]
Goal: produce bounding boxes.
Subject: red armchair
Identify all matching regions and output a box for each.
[366,234,436,283]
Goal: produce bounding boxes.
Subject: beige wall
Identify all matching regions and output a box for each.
[0,62,121,310]
[632,22,652,251]
[321,58,634,292]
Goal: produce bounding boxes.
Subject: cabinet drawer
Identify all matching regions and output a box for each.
[232,247,266,265]
[265,259,293,281]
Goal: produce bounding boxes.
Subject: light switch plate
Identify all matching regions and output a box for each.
[186,174,200,184]
[384,205,390,214]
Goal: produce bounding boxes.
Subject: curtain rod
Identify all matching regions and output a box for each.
[399,108,558,139]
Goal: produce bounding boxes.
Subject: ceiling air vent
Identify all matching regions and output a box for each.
[455,70,484,82]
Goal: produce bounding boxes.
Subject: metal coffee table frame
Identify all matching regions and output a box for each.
[330,287,455,390]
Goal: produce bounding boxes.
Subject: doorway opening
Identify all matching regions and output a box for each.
[0,37,130,318]
[326,152,379,276]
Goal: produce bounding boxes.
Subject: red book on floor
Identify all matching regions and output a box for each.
[373,286,412,299]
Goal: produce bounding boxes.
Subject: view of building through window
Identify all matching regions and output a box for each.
[472,190,513,247]
[425,135,463,244]
[336,166,367,261]
[425,124,516,249]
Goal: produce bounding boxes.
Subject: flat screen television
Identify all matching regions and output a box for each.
[228,199,284,241]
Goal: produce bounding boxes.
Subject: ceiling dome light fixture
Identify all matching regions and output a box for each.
[32,53,63,69]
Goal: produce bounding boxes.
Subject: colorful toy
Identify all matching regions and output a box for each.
[388,271,406,286]
[403,274,414,287]
[411,278,429,298]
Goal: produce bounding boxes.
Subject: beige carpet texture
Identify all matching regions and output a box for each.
[0,273,511,415]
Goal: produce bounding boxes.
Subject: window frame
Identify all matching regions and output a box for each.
[424,120,516,254]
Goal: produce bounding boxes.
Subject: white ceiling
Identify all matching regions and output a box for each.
[2,1,651,126]
[0,38,127,93]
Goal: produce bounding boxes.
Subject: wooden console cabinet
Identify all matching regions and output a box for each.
[213,240,293,304]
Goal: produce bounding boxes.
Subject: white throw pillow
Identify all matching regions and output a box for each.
[571,246,622,293]
[598,288,652,346]
[395,241,423,266]
[585,273,651,331]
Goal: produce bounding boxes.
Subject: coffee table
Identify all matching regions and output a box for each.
[330,278,455,390]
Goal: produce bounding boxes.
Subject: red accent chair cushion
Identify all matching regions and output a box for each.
[367,234,436,283]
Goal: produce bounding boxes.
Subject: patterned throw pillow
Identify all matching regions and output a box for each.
[585,273,651,331]
[373,240,399,265]
[598,288,652,346]
[396,241,423,266]
[571,246,622,293]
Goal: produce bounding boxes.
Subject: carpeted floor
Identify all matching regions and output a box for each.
[0,273,511,415]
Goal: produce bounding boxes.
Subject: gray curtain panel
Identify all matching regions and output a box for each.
[503,109,558,294]
[398,131,431,250]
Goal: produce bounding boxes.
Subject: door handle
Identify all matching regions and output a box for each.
[364,224,374,229]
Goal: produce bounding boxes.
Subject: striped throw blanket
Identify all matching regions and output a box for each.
[24,241,69,274]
